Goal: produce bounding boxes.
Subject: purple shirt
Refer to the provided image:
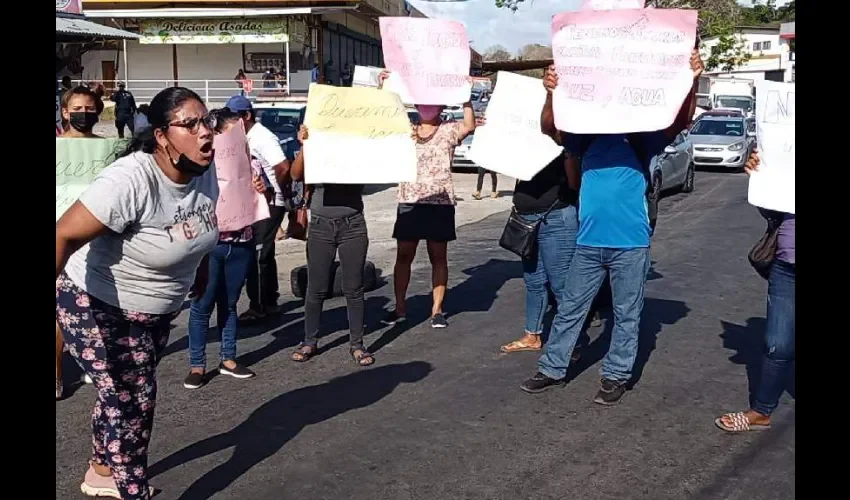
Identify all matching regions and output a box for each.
[776,214,795,264]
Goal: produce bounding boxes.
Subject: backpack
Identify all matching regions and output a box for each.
[575,134,658,234]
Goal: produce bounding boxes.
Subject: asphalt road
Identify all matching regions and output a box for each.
[55,170,795,500]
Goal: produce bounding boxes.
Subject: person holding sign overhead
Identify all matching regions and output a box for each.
[183,108,269,390]
[56,87,219,499]
[377,70,476,329]
[520,46,705,405]
[288,125,375,366]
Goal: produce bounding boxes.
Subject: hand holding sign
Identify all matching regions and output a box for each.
[551,8,698,134]
[213,121,270,231]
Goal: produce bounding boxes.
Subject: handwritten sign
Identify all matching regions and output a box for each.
[353,65,383,88]
[581,0,645,10]
[56,138,125,220]
[303,83,416,184]
[379,17,471,105]
[213,121,270,231]
[551,8,697,134]
[748,80,795,214]
[467,72,563,181]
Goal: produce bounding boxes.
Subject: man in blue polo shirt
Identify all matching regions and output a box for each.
[521,49,704,405]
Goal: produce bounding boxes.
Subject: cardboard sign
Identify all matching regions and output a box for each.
[303,84,416,184]
[748,80,795,214]
[551,8,697,134]
[379,17,472,105]
[467,72,563,181]
[213,121,270,231]
[56,138,126,220]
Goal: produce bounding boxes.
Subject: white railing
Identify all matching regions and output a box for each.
[58,79,293,105]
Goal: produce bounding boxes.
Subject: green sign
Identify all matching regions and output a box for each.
[140,18,289,44]
[56,138,126,220]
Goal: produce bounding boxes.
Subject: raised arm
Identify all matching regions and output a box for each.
[457,101,476,142]
[541,65,559,142]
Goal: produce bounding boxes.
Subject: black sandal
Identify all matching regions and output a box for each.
[350,347,375,367]
[291,344,317,362]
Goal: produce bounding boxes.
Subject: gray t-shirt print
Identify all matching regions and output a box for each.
[65,152,220,315]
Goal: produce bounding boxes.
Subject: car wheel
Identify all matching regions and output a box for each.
[681,162,695,193]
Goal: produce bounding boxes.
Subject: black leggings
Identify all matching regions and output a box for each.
[303,212,369,348]
[476,167,497,193]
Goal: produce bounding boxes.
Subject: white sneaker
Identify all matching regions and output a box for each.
[83,374,94,384]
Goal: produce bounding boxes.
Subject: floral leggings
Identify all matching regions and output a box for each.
[56,273,174,500]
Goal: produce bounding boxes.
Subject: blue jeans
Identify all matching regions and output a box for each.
[751,260,795,416]
[188,242,254,368]
[520,205,578,334]
[538,245,650,381]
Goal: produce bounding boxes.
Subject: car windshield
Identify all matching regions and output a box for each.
[691,119,744,137]
[715,96,753,112]
[256,108,301,138]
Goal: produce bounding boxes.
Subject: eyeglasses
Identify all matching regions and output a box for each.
[165,113,217,134]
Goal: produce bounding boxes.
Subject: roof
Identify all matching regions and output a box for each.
[56,15,140,40]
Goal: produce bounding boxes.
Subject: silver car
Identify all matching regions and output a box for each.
[689,116,756,170]
[650,129,695,194]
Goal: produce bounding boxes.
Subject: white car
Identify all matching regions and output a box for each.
[689,116,756,170]
[252,99,307,148]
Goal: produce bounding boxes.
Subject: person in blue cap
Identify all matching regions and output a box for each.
[225,95,292,320]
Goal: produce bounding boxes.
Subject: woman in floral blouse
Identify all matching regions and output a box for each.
[377,71,476,329]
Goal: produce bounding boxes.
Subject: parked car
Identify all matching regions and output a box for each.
[688,115,756,170]
[649,129,695,195]
[253,99,307,159]
[440,109,478,172]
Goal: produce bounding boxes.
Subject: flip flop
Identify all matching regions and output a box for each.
[715,412,772,433]
[500,339,542,353]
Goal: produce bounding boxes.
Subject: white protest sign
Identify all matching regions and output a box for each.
[748,80,795,214]
[467,72,563,181]
[551,8,697,134]
[353,65,383,88]
[302,84,417,184]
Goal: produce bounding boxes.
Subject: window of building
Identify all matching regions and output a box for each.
[753,42,762,50]
[762,41,772,50]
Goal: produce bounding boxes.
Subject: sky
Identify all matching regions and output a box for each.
[407,0,792,54]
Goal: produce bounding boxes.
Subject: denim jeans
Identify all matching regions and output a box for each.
[188,241,254,368]
[519,205,578,334]
[751,260,795,416]
[538,245,650,381]
[304,212,369,348]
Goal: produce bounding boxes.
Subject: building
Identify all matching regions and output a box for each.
[780,21,795,82]
[701,25,794,83]
[76,0,429,103]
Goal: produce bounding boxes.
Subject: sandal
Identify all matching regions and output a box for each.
[715,411,772,433]
[500,335,542,353]
[471,192,483,200]
[239,308,266,322]
[350,348,375,367]
[291,344,317,362]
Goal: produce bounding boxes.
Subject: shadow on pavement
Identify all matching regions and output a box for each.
[149,361,433,499]
[720,317,796,404]
[367,258,522,353]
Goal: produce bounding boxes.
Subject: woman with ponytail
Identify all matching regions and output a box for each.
[56,87,219,499]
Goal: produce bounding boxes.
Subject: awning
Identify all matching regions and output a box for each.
[56,16,140,40]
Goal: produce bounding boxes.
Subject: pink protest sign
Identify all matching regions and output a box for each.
[379,17,471,105]
[551,8,697,134]
[581,0,645,10]
[213,121,270,232]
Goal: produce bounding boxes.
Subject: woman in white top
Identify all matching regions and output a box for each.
[56,87,219,500]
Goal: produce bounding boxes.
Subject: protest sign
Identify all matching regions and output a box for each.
[748,80,795,214]
[379,17,472,105]
[56,138,125,220]
[213,121,270,231]
[581,0,645,10]
[467,72,563,181]
[303,84,417,184]
[551,8,697,134]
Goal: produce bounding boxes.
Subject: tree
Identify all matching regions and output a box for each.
[517,44,552,61]
[483,44,512,62]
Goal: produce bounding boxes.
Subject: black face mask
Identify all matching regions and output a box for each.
[166,144,209,177]
[69,112,99,133]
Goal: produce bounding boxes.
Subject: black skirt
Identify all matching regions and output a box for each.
[392,203,457,242]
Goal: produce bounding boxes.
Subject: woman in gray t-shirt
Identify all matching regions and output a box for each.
[56,87,219,500]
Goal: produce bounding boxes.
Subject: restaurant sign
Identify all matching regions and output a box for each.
[140,18,289,44]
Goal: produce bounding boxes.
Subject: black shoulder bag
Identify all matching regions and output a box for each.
[499,199,560,260]
[748,213,783,280]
